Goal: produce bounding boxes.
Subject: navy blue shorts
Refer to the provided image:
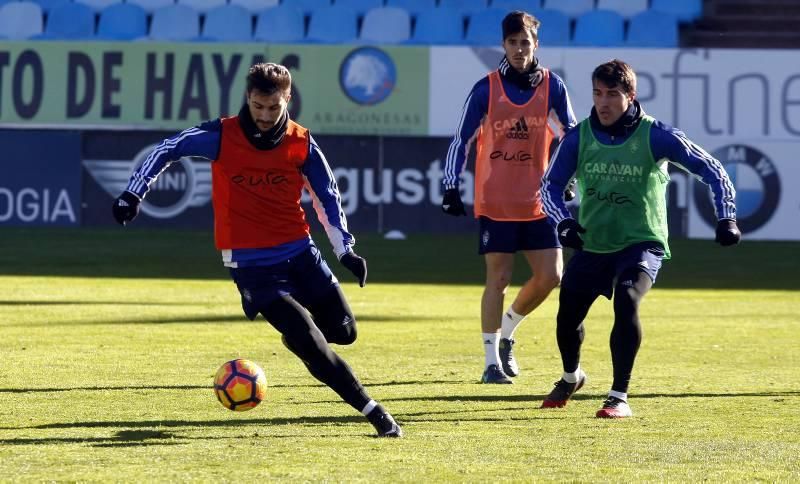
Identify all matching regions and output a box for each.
[478,217,561,254]
[561,241,666,300]
[229,244,339,319]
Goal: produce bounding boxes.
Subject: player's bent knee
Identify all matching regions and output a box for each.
[329,324,357,345]
[614,286,640,313]
[540,271,562,290]
[487,276,511,292]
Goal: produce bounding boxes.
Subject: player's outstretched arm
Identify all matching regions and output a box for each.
[113,121,221,226]
[651,122,737,222]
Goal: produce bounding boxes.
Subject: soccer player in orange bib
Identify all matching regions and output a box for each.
[112,63,401,437]
[442,11,577,383]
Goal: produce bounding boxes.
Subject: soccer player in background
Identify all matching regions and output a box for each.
[112,63,402,437]
[441,11,576,384]
[540,59,740,418]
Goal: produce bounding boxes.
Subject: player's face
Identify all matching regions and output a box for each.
[592,80,634,127]
[502,31,537,72]
[247,89,291,132]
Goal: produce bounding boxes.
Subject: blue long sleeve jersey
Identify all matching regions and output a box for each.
[124,119,354,268]
[442,71,577,190]
[541,118,737,225]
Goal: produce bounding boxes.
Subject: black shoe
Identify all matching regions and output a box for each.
[498,338,519,377]
[540,370,586,408]
[367,405,403,438]
[480,364,513,384]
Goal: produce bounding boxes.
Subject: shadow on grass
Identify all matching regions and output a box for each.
[382,390,800,403]
[0,384,209,394]
[3,415,367,432]
[0,300,195,306]
[0,379,498,395]
[0,381,380,394]
[4,315,248,328]
[4,312,440,328]
[0,430,186,447]
[9,314,251,327]
[363,379,467,387]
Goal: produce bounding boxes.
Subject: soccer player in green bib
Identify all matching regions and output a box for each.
[539,59,741,418]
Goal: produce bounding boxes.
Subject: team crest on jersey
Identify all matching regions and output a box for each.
[83,143,212,219]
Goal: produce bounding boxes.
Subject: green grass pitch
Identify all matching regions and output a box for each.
[0,228,798,481]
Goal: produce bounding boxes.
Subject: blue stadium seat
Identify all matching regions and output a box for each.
[0,2,43,39]
[29,0,69,13]
[411,7,463,44]
[149,4,200,40]
[596,0,647,19]
[465,8,508,45]
[385,0,435,17]
[76,0,121,12]
[573,9,624,46]
[360,7,411,44]
[254,6,305,42]
[229,0,279,13]
[626,9,679,47]
[335,0,383,16]
[541,0,593,17]
[178,0,227,13]
[202,5,253,41]
[42,2,96,39]
[651,0,702,22]
[97,3,148,40]
[439,0,489,18]
[282,0,331,16]
[0,0,14,8]
[307,6,358,43]
[127,0,174,14]
[535,8,570,46]
[489,0,540,15]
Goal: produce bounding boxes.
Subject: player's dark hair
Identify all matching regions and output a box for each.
[592,59,637,95]
[502,11,540,41]
[246,63,292,96]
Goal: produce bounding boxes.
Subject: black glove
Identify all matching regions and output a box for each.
[441,188,466,216]
[340,251,367,287]
[715,218,741,246]
[557,218,586,250]
[564,179,576,202]
[112,191,141,226]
